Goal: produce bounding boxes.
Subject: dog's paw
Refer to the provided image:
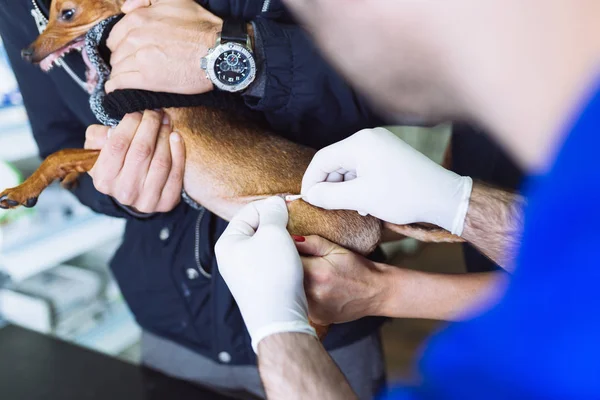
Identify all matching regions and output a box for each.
[0,187,39,209]
[60,172,81,191]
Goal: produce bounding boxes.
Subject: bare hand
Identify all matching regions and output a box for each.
[85,110,185,213]
[105,0,223,94]
[295,235,392,325]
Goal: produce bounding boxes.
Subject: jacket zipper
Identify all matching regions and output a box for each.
[30,0,47,32]
[194,207,211,279]
[30,0,89,92]
[261,0,272,13]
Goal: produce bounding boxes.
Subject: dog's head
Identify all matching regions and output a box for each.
[22,0,123,71]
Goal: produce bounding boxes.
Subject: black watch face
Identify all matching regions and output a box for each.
[215,50,251,86]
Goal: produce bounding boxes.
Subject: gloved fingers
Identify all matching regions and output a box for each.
[219,200,262,242]
[320,168,357,183]
[301,139,359,195]
[215,203,261,265]
[338,169,357,181]
[253,196,290,230]
[303,179,366,212]
[219,197,288,242]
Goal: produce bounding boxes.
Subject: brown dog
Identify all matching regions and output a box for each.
[3,0,463,254]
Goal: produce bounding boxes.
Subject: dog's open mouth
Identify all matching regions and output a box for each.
[39,36,84,72]
[39,36,99,94]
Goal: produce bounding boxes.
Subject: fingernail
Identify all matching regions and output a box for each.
[162,115,170,125]
[292,235,305,242]
[170,132,181,143]
[107,128,113,139]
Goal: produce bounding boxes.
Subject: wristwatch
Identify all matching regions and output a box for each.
[201,19,257,93]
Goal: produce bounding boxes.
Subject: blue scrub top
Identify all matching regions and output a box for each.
[385,82,600,400]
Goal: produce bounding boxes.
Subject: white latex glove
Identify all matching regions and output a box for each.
[215,197,316,352]
[301,128,473,235]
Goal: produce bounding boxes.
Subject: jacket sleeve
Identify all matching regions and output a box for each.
[0,25,152,219]
[244,17,387,137]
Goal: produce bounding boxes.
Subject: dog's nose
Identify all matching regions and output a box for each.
[21,48,35,62]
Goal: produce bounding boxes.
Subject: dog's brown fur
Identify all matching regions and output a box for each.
[3,0,464,263]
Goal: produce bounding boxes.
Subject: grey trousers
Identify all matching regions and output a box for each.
[142,330,386,400]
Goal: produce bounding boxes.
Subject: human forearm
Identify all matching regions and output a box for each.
[299,235,504,325]
[258,333,357,400]
[462,182,526,271]
[379,267,507,321]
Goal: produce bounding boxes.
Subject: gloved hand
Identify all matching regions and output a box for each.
[215,197,316,352]
[301,127,473,235]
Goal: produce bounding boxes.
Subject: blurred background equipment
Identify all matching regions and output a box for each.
[0,37,139,362]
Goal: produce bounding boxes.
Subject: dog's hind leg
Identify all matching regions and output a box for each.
[0,149,99,209]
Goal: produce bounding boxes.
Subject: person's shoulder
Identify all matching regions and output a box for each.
[519,80,600,263]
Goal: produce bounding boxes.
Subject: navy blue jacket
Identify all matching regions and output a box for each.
[0,0,385,365]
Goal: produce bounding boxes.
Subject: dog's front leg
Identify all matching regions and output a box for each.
[0,149,99,209]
